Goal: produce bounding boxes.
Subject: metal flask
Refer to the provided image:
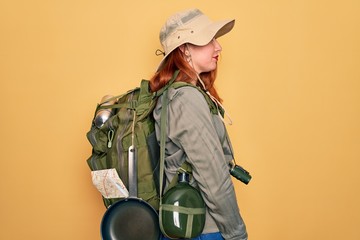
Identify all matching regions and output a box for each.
[94,95,116,128]
[161,172,206,239]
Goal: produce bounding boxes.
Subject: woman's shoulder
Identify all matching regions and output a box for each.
[168,84,205,102]
[154,84,209,117]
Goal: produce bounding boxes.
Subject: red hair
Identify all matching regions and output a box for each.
[150,48,222,102]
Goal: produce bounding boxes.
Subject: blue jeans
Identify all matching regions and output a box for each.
[162,232,224,240]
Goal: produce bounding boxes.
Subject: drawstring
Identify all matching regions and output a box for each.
[196,74,233,125]
[155,49,165,56]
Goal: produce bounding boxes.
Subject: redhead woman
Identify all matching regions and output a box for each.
[151,9,248,240]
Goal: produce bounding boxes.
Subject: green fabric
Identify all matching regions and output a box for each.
[160,204,206,215]
[86,69,213,221]
[86,79,160,209]
[86,70,190,209]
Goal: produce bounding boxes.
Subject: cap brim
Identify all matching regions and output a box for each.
[189,19,235,46]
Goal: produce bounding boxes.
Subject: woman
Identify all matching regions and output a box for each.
[150,9,248,240]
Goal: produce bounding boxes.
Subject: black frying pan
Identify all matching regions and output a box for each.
[101,145,160,240]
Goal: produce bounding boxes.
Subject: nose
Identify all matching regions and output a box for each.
[213,38,222,52]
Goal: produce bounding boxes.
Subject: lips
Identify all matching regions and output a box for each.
[213,56,219,61]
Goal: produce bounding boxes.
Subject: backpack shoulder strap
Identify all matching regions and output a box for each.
[154,70,181,97]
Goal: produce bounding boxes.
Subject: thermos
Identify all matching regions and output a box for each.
[94,95,116,128]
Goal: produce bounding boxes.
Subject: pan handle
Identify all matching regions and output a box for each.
[128,145,137,197]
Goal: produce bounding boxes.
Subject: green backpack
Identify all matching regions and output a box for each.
[87,81,160,209]
[86,70,194,209]
[86,70,225,211]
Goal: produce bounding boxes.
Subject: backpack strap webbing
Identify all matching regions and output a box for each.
[159,70,182,200]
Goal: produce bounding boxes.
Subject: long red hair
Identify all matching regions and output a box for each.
[150,48,222,102]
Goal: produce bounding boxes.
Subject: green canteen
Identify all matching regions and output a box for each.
[160,172,206,239]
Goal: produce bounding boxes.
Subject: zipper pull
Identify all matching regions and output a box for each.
[107,129,114,148]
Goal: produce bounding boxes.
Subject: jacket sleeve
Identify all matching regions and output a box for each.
[165,87,248,240]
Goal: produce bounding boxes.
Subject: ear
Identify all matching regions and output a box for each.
[179,44,191,56]
[179,44,186,53]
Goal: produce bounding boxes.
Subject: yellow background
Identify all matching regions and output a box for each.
[1,0,359,239]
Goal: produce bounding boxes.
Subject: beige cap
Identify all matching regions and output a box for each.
[157,8,235,70]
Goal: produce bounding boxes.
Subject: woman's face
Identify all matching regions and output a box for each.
[186,38,222,74]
